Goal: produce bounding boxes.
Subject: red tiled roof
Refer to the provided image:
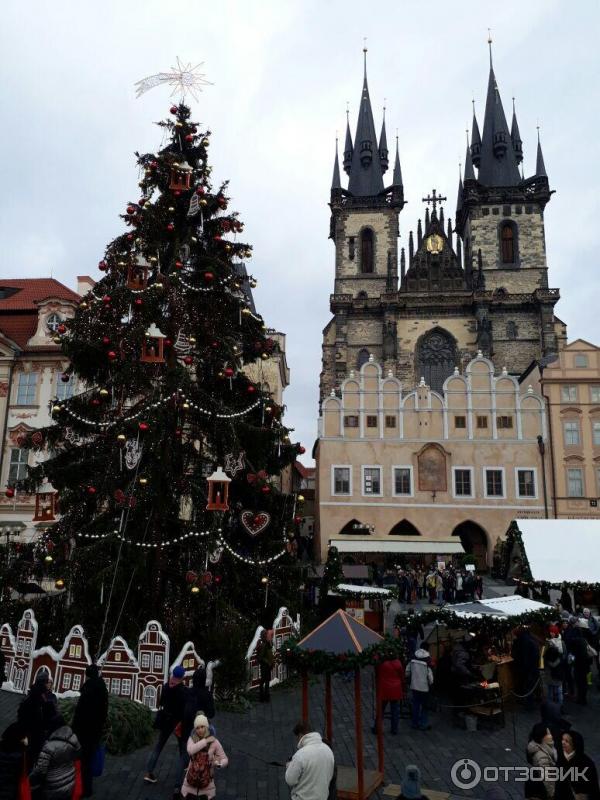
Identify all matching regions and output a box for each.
[0,316,38,349]
[294,461,315,479]
[0,279,80,310]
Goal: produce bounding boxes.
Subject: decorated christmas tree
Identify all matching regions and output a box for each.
[17,89,304,662]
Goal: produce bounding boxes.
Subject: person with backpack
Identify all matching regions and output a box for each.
[144,665,188,784]
[175,668,216,797]
[405,649,434,731]
[181,714,228,799]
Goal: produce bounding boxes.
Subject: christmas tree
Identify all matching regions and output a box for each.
[18,100,304,665]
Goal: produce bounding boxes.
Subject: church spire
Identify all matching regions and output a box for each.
[379,106,389,174]
[471,100,482,168]
[331,137,342,190]
[343,108,353,175]
[392,135,403,187]
[536,127,547,177]
[347,47,385,197]
[464,134,476,181]
[456,163,464,214]
[477,38,522,187]
[511,98,523,164]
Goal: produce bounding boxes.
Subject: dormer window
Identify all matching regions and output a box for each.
[360,228,374,274]
[46,313,62,333]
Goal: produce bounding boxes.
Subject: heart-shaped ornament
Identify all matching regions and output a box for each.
[241,510,271,536]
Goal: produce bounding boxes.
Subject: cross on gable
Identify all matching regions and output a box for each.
[422,189,447,213]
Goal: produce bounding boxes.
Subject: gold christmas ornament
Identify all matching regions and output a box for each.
[117,433,126,442]
[191,585,200,594]
[139,477,148,485]
[44,555,53,563]
[99,388,109,397]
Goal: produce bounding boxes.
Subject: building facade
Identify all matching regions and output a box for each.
[524,340,600,520]
[316,354,548,567]
[0,278,93,546]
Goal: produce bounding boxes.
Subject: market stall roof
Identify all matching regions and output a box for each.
[297,609,383,654]
[447,595,551,619]
[515,519,600,583]
[332,538,464,554]
[330,583,392,597]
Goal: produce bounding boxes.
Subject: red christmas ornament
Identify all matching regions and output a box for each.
[5,487,15,498]
[214,575,222,585]
[196,186,205,195]
[102,295,111,304]
[98,260,108,271]
[203,272,214,282]
[134,298,143,307]
[298,445,306,454]
[294,515,303,525]
[174,260,183,269]
[213,234,222,242]
[211,341,219,349]
[139,198,146,206]
[107,351,117,361]
[127,233,134,241]
[185,133,194,142]
[261,485,271,495]
[170,105,178,114]
[150,161,158,170]
[186,570,198,584]
[247,385,256,394]
[91,398,101,407]
[126,205,135,214]
[224,367,234,378]
[174,428,182,438]
[183,355,193,366]
[166,223,175,232]
[165,338,173,347]
[86,486,97,495]
[102,336,110,345]
[139,422,149,432]
[174,190,181,197]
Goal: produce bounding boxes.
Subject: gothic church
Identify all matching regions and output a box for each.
[320,49,563,401]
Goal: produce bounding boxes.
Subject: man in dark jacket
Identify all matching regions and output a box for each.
[511,627,540,708]
[256,630,275,702]
[17,672,57,764]
[565,626,591,705]
[144,665,187,784]
[72,664,109,798]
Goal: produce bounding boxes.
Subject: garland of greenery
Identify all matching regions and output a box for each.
[281,634,406,674]
[331,585,394,601]
[394,605,557,636]
[516,578,600,592]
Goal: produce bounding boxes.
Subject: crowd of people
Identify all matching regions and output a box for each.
[370,561,483,606]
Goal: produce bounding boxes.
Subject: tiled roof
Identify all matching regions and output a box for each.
[0,316,38,349]
[294,461,315,479]
[0,279,80,310]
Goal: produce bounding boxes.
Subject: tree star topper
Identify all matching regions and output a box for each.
[135,58,213,102]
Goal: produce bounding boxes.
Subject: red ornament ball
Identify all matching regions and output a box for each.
[150,161,158,170]
[126,205,135,214]
[185,570,198,584]
[166,223,175,232]
[164,338,173,347]
[203,272,214,282]
[196,186,205,195]
[102,295,111,304]
[5,487,15,498]
[224,367,234,378]
[139,422,149,432]
[184,356,193,366]
[107,351,117,361]
[247,385,256,394]
[134,298,143,307]
[127,233,134,241]
[170,105,178,114]
[174,428,182,438]
[213,234,222,242]
[261,485,271,495]
[86,486,97,495]
[57,324,66,334]
[174,260,183,269]
[91,398,101,407]
[298,445,306,454]
[174,190,181,197]
[98,260,108,271]
[102,336,110,345]
[185,133,194,142]
[139,198,146,206]
[211,341,219,349]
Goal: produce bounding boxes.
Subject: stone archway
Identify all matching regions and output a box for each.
[452,521,489,571]
[339,519,371,536]
[389,519,420,536]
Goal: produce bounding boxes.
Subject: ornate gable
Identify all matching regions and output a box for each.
[402,212,467,293]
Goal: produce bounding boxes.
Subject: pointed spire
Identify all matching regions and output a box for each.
[478,43,522,187]
[347,48,385,196]
[447,217,453,242]
[456,235,462,268]
[392,135,403,187]
[536,127,547,177]
[343,107,353,175]
[439,206,445,227]
[379,106,389,174]
[425,207,430,229]
[511,98,523,164]
[464,132,476,181]
[331,138,342,190]
[456,163,464,213]
[400,247,406,281]
[471,100,482,168]
[417,219,423,247]
[409,231,414,265]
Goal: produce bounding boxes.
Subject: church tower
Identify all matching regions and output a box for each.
[455,42,560,371]
[321,52,405,399]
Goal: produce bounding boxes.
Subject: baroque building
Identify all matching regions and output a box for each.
[320,49,562,402]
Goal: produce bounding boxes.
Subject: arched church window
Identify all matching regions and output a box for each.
[360,228,374,274]
[416,329,457,393]
[356,348,370,370]
[500,222,517,264]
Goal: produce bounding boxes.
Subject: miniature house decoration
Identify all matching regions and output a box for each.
[206,466,231,511]
[141,323,166,364]
[127,255,149,290]
[169,160,193,191]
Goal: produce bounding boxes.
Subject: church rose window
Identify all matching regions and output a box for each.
[416,329,457,393]
[360,228,374,273]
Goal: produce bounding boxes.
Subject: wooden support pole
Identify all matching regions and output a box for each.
[325,672,333,743]
[302,669,309,725]
[355,668,364,800]
[375,667,384,774]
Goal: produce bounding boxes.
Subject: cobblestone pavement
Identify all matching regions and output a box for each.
[2,671,600,800]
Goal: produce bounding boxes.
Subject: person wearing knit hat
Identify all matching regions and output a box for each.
[144,666,188,785]
[180,713,228,798]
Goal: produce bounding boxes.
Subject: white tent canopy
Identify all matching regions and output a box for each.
[332,538,464,555]
[329,583,392,597]
[515,519,600,583]
[447,595,551,619]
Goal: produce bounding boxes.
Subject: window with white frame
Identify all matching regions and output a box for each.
[8,448,29,482]
[333,467,351,495]
[591,386,600,403]
[121,678,132,696]
[62,673,72,690]
[575,354,588,368]
[72,674,81,691]
[567,468,584,497]
[141,653,151,670]
[561,385,578,402]
[153,654,163,671]
[362,467,381,495]
[453,468,473,497]
[484,469,504,497]
[55,371,75,401]
[16,372,37,405]
[46,313,62,333]
[517,469,536,498]
[563,420,581,446]
[111,678,121,695]
[393,467,412,496]
[593,421,600,446]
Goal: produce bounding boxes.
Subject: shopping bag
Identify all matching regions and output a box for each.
[18,768,31,800]
[72,759,83,800]
[91,745,106,778]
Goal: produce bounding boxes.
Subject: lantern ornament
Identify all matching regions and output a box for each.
[169,160,193,191]
[127,255,149,290]
[206,466,231,511]
[34,491,58,522]
[141,323,166,364]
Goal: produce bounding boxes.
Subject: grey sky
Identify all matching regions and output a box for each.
[1,1,599,464]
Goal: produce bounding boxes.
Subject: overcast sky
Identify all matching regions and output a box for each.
[1,1,599,464]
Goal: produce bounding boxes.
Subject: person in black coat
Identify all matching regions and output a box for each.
[17,672,57,764]
[174,667,216,794]
[0,722,28,800]
[72,665,109,798]
[511,627,540,708]
[144,666,187,784]
[557,730,600,800]
[564,625,591,705]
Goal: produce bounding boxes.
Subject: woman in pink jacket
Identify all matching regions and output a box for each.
[181,714,228,799]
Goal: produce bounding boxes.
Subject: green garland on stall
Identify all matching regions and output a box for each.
[394,605,556,636]
[516,578,600,592]
[281,634,406,674]
[332,585,395,601]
